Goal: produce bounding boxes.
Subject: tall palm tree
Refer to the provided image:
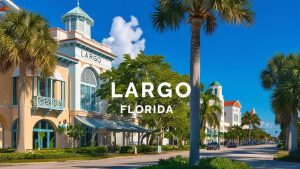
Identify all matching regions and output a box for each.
[260,54,290,147]
[241,111,261,142]
[200,89,222,130]
[0,10,57,152]
[151,0,254,165]
[271,55,300,152]
[260,54,300,152]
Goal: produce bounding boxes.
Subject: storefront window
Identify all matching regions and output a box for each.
[81,68,97,111]
[33,120,55,149]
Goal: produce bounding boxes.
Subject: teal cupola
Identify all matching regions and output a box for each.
[210,81,221,87]
[62,1,94,38]
[209,81,223,98]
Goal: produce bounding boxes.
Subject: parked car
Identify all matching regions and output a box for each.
[227,142,237,148]
[243,141,254,146]
[207,142,220,150]
[254,141,262,145]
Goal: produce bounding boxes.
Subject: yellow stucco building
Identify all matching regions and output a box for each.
[0,1,149,151]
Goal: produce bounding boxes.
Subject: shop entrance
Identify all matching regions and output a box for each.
[33,120,55,149]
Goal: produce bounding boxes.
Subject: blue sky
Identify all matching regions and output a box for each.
[14,0,300,136]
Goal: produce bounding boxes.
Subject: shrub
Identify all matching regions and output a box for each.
[140,156,190,169]
[115,145,121,151]
[200,144,207,149]
[107,145,121,153]
[137,145,157,153]
[201,158,251,169]
[119,146,134,154]
[82,146,108,155]
[274,149,300,162]
[161,145,176,151]
[181,144,190,150]
[0,148,15,153]
[139,156,251,169]
[64,146,108,155]
[0,146,108,162]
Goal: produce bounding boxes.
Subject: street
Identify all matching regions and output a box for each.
[1,145,300,169]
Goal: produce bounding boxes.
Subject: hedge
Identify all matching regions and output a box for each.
[0,146,108,162]
[140,156,251,169]
[0,152,82,162]
[161,145,179,151]
[137,145,157,153]
[107,145,121,153]
[0,145,190,162]
[119,146,134,154]
[119,145,189,154]
[36,146,108,155]
[0,148,15,153]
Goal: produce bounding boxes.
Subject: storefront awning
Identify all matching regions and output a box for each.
[75,116,150,133]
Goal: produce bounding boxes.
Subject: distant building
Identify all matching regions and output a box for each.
[224,100,242,129]
[204,81,242,144]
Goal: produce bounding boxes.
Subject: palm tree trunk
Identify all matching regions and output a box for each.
[288,112,297,152]
[189,18,201,166]
[248,127,251,143]
[285,125,289,149]
[16,63,28,152]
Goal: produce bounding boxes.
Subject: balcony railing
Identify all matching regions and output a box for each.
[32,96,64,111]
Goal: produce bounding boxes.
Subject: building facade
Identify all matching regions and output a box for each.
[204,81,242,144]
[0,1,148,151]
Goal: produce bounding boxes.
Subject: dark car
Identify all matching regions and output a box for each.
[207,142,220,150]
[227,142,237,148]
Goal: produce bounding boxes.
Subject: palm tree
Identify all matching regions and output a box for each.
[271,55,300,152]
[260,54,300,152]
[0,10,57,152]
[200,89,222,130]
[151,0,254,165]
[230,125,243,145]
[260,54,290,147]
[241,111,261,142]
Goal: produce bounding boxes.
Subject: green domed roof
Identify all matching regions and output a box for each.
[62,6,94,25]
[210,81,221,86]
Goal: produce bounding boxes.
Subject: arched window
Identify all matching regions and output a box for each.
[12,120,18,148]
[81,68,97,111]
[33,120,55,149]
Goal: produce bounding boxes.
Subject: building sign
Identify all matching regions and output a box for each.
[81,50,101,64]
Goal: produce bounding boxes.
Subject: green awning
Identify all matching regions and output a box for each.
[75,116,150,132]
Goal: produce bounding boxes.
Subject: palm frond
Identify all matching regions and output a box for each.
[151,0,187,32]
[0,10,57,76]
[212,0,254,26]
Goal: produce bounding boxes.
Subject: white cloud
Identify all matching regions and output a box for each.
[102,15,146,67]
[260,121,274,129]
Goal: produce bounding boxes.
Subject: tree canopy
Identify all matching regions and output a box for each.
[200,89,222,130]
[0,10,57,77]
[260,54,300,151]
[97,54,190,145]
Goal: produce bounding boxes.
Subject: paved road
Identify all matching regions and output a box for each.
[1,145,300,169]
